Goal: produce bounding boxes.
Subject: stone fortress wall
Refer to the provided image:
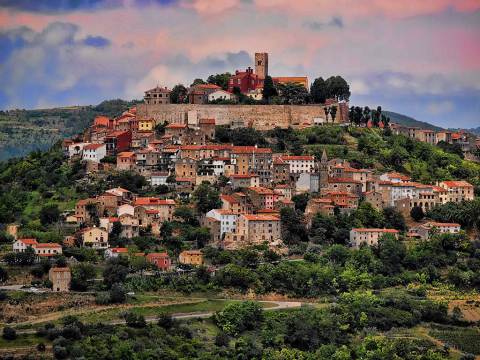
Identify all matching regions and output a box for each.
[137,103,348,130]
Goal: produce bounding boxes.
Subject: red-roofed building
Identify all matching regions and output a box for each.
[224,213,281,249]
[188,84,222,104]
[117,151,136,171]
[13,238,38,253]
[278,155,315,174]
[415,221,461,240]
[82,143,106,163]
[105,247,129,259]
[146,252,171,271]
[227,67,263,94]
[439,180,474,202]
[34,243,62,257]
[350,228,399,248]
[105,130,131,155]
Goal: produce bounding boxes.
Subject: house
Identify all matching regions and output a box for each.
[99,217,119,233]
[247,186,275,210]
[82,143,106,163]
[105,130,132,155]
[146,252,171,271]
[230,174,260,188]
[81,227,109,249]
[221,194,245,214]
[117,151,136,171]
[439,180,474,203]
[206,209,239,237]
[198,118,216,140]
[144,86,171,105]
[224,214,281,249]
[415,222,461,240]
[350,228,399,248]
[13,238,38,253]
[227,67,263,93]
[278,155,315,174]
[105,247,129,259]
[179,250,203,266]
[35,243,63,257]
[165,123,188,140]
[150,172,169,187]
[138,118,155,132]
[326,178,363,196]
[119,213,140,238]
[75,198,100,224]
[49,267,71,292]
[134,198,176,221]
[208,90,235,102]
[105,187,133,202]
[188,83,222,104]
[118,204,135,217]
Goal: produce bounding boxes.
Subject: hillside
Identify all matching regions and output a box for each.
[383,111,443,131]
[0,100,139,161]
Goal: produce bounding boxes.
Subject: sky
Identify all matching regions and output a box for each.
[0,0,480,128]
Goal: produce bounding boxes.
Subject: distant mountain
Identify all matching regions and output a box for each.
[383,111,443,131]
[463,127,480,136]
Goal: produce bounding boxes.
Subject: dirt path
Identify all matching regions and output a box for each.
[11,300,303,334]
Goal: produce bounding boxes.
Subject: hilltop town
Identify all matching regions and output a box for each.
[0,52,480,359]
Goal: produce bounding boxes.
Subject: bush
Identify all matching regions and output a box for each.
[123,312,147,328]
[109,283,127,303]
[2,326,16,340]
[214,301,263,335]
[158,314,175,329]
[95,292,111,305]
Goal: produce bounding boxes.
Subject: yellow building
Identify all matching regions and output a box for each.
[179,250,203,265]
[49,267,71,292]
[138,118,155,132]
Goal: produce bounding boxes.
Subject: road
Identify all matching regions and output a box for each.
[10,300,304,334]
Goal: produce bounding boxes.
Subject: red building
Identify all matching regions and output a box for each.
[146,252,171,271]
[227,67,263,94]
[104,130,132,155]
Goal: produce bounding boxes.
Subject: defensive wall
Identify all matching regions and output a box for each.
[137,103,348,130]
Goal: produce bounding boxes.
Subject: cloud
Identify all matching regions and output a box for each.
[0,0,118,13]
[83,35,111,48]
[426,101,454,115]
[304,16,344,31]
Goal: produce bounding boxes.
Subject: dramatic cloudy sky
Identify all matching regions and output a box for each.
[1,0,479,128]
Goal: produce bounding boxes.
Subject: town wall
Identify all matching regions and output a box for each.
[137,103,347,130]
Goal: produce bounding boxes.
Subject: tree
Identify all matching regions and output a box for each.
[310,77,327,104]
[70,263,96,291]
[325,75,350,101]
[174,206,198,226]
[214,301,263,335]
[110,221,122,241]
[207,73,231,90]
[280,207,308,245]
[2,327,16,340]
[190,78,205,87]
[40,203,60,225]
[109,283,127,303]
[0,266,8,283]
[329,105,338,123]
[410,206,425,222]
[170,84,187,104]
[262,75,277,101]
[192,182,221,214]
[383,207,407,231]
[291,193,310,212]
[103,257,129,288]
[278,83,309,105]
[375,234,406,275]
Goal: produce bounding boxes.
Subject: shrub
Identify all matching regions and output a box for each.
[157,314,175,329]
[95,292,111,305]
[2,326,16,340]
[123,312,147,328]
[214,301,263,335]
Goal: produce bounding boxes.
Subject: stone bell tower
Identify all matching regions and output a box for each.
[255,52,269,79]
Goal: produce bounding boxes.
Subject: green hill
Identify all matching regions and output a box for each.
[383,111,443,131]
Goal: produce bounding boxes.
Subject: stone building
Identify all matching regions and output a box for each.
[49,267,71,292]
[144,86,171,105]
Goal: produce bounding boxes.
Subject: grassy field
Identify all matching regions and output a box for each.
[429,325,480,355]
[0,334,49,349]
[76,299,277,324]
